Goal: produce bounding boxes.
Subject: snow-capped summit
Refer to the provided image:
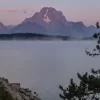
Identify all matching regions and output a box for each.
[43,9,51,23]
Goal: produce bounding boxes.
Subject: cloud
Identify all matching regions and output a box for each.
[1,9,19,13]
[0,8,35,14]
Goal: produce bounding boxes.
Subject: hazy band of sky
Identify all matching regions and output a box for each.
[0,0,100,26]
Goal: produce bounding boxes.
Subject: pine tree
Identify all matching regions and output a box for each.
[86,22,100,56]
[59,69,100,100]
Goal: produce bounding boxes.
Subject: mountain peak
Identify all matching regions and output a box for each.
[0,21,5,27]
[29,7,67,23]
[41,7,67,24]
[40,7,56,11]
[0,21,8,33]
[10,7,95,37]
[88,25,95,28]
[76,21,84,25]
[40,7,52,23]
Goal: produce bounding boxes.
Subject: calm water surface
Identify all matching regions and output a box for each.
[0,41,99,100]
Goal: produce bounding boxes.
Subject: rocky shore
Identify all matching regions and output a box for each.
[0,77,41,100]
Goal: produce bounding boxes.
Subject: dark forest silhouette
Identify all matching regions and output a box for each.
[0,33,71,40]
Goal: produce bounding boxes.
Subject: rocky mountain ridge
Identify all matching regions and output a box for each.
[0,7,96,38]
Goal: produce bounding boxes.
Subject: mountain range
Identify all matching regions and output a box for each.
[0,7,96,38]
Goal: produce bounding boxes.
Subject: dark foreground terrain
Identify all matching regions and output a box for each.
[0,33,93,40]
[0,33,73,40]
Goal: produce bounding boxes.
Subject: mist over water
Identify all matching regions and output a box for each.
[0,41,99,100]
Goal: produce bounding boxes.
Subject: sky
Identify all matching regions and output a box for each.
[0,0,100,26]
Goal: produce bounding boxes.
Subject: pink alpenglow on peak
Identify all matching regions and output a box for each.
[44,9,51,23]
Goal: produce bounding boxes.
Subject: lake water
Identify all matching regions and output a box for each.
[0,41,99,100]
